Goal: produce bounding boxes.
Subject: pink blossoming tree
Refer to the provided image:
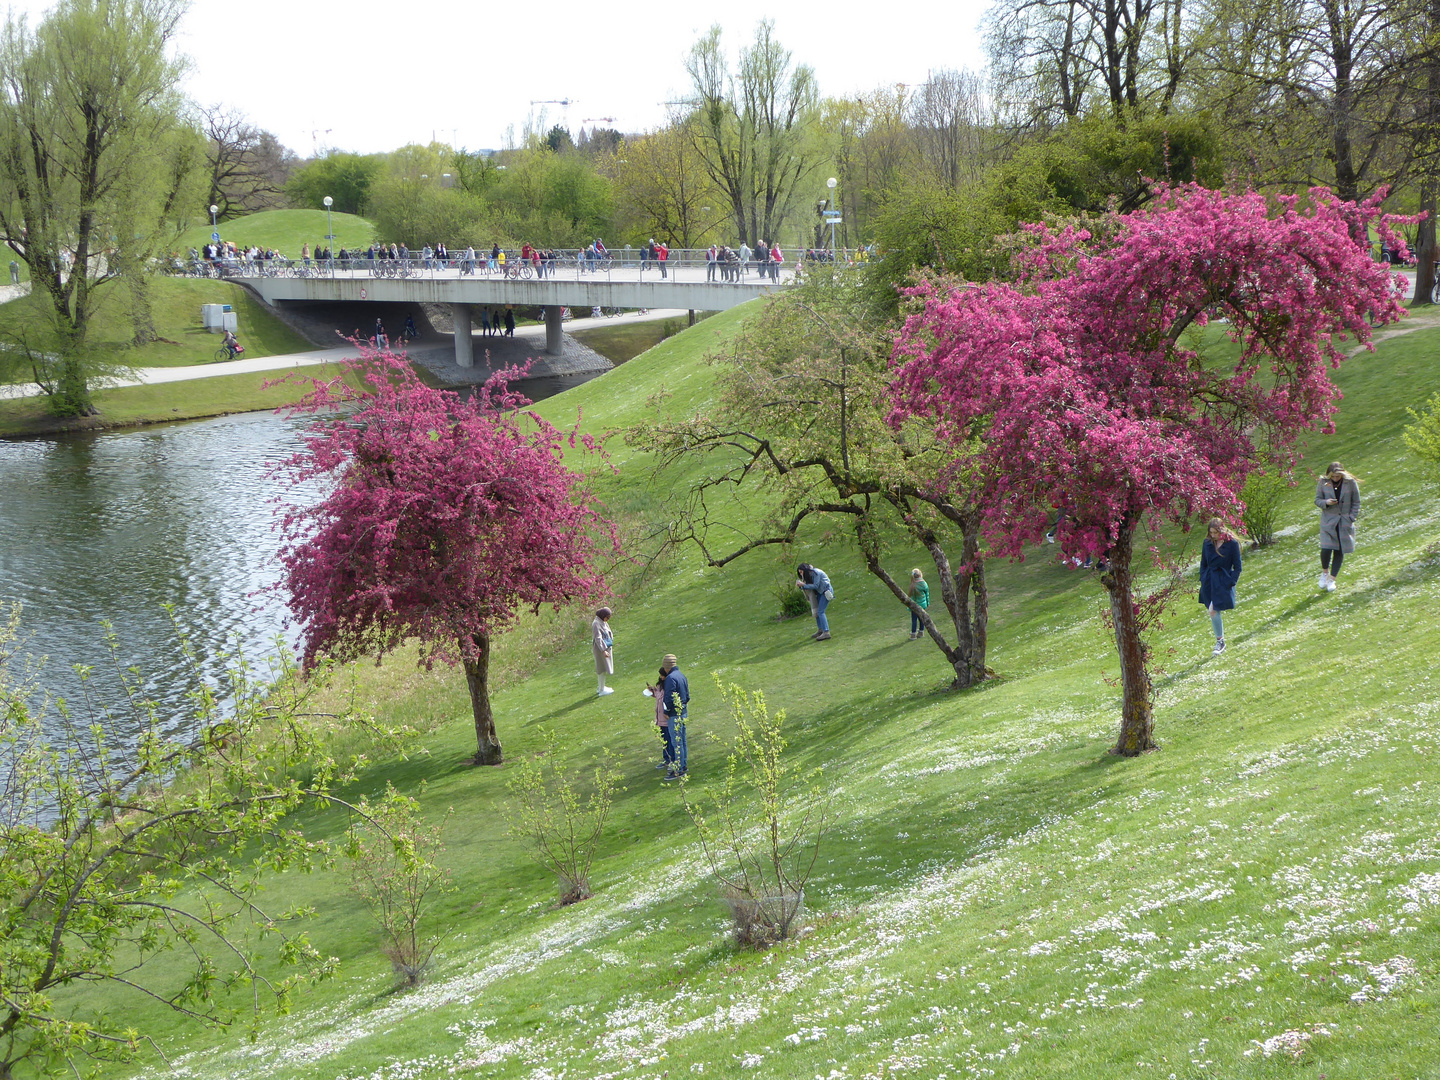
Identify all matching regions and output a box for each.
[274,350,619,765]
[891,185,1410,755]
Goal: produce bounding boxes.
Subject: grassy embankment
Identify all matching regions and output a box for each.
[175,208,376,260]
[573,311,711,363]
[64,303,1440,1080]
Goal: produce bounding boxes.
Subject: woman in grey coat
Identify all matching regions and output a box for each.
[1315,461,1361,593]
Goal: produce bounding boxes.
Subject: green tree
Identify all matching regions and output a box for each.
[630,267,993,688]
[285,151,382,215]
[684,20,820,247]
[612,121,726,246]
[864,183,1007,316]
[0,0,193,416]
[0,603,403,1078]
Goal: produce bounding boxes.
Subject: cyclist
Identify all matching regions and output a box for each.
[222,329,242,360]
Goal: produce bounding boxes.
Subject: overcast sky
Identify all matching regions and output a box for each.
[11,0,990,155]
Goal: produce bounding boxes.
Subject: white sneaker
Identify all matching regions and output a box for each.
[1318,572,1330,590]
[1325,577,1337,592]
[1213,639,1226,656]
[598,687,615,696]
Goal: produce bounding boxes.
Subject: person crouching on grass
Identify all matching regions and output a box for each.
[1198,518,1242,657]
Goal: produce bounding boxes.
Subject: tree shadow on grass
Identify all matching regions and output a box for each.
[529,693,608,725]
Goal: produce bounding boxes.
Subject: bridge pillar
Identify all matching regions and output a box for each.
[544,305,564,357]
[452,304,473,368]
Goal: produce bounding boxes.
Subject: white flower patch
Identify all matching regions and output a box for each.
[1243,1023,1334,1060]
[1391,871,1440,914]
[1346,956,1416,1003]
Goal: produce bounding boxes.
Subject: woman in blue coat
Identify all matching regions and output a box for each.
[1198,517,1242,657]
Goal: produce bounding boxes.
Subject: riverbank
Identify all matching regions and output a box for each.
[0,364,349,439]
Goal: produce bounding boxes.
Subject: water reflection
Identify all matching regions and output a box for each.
[0,411,314,748]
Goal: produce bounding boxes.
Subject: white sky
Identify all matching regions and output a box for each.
[11,0,990,155]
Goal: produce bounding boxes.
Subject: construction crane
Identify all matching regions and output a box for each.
[530,99,574,108]
[582,117,616,125]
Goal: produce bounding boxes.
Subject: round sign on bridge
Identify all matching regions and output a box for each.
[360,288,367,300]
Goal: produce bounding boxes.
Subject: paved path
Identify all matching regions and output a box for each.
[0,307,690,401]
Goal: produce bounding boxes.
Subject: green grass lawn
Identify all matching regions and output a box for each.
[0,276,311,383]
[573,312,713,363]
[53,304,1440,1080]
[175,208,376,260]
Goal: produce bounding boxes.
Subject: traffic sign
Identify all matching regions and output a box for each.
[211,231,220,242]
[822,210,841,220]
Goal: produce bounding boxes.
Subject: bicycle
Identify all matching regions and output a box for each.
[502,262,534,280]
[213,344,242,362]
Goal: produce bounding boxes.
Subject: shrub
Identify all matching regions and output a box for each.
[1240,468,1289,547]
[507,727,623,905]
[772,576,811,620]
[681,678,831,948]
[1404,391,1440,477]
[346,785,455,987]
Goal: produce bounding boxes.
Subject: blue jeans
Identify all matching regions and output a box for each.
[661,722,676,765]
[911,609,924,634]
[815,593,830,633]
[672,720,688,773]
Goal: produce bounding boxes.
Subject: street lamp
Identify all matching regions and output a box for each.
[209,203,218,252]
[323,195,334,267]
[826,177,838,253]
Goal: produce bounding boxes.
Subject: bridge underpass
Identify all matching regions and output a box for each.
[242,264,790,369]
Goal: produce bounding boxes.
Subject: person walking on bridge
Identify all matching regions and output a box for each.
[657,241,669,279]
[706,244,717,281]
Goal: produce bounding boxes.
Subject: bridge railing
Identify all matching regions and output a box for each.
[164,247,828,285]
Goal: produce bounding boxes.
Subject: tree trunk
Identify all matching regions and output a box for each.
[463,632,502,765]
[859,512,989,690]
[1417,182,1437,308]
[125,259,157,345]
[1098,525,1155,755]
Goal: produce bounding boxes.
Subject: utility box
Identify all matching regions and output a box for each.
[220,311,237,333]
[201,303,235,332]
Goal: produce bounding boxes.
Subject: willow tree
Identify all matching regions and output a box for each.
[0,0,193,416]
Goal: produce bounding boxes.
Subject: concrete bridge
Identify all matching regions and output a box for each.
[239,258,791,368]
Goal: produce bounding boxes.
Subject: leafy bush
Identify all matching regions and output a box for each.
[346,785,455,987]
[772,576,811,620]
[1404,391,1440,476]
[1240,468,1289,547]
[507,728,623,905]
[681,678,831,948]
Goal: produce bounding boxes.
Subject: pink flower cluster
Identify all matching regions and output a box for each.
[891,185,1410,559]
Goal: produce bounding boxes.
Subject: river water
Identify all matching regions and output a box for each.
[0,411,312,749]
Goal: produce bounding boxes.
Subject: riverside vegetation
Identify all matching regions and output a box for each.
[12,294,1439,1079]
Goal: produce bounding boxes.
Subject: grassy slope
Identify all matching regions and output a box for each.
[175,209,376,259]
[90,306,1440,1080]
[0,276,310,379]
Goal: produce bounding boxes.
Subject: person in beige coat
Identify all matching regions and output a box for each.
[1315,461,1361,592]
[592,607,615,696]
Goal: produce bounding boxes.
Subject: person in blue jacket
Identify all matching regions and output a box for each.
[659,653,690,780]
[1198,517,1243,657]
[796,563,834,641]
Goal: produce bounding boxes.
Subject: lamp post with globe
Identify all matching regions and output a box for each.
[323,196,334,271]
